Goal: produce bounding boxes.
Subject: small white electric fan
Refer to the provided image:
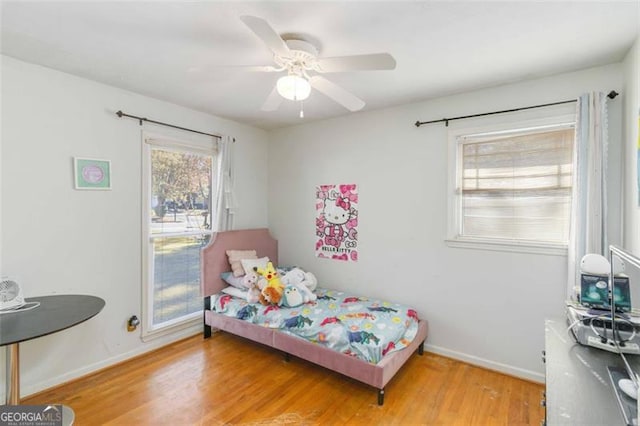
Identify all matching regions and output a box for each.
[0,279,25,311]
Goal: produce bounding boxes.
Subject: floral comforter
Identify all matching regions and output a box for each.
[211,287,420,364]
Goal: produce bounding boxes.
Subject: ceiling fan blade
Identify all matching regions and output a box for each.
[309,76,365,111]
[261,87,283,111]
[239,15,290,58]
[315,53,396,72]
[229,65,281,72]
[188,65,281,74]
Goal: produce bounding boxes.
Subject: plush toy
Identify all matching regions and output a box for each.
[240,271,261,303]
[281,285,304,308]
[246,283,261,304]
[242,271,259,289]
[259,286,282,305]
[254,262,285,305]
[295,282,316,303]
[301,272,318,293]
[281,268,305,287]
[254,262,284,290]
[282,268,317,303]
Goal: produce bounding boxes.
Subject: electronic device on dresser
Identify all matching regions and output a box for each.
[567,254,640,355]
[566,305,640,354]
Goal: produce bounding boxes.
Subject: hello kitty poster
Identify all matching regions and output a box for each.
[316,184,358,262]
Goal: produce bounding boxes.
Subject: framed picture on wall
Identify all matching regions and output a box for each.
[315,184,358,262]
[74,157,111,190]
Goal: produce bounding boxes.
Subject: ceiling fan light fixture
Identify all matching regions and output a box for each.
[276,74,311,101]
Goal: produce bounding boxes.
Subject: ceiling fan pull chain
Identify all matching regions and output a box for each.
[299,100,304,119]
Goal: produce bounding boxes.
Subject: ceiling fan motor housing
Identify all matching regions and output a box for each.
[275,38,319,73]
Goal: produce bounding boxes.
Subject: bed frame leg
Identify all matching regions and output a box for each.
[204,296,212,339]
[418,340,425,355]
[378,388,385,406]
[284,353,291,362]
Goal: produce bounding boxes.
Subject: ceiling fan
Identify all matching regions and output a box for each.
[238,15,396,113]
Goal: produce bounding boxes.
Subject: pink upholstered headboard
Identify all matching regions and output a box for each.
[200,228,278,297]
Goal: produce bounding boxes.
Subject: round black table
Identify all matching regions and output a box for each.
[0,294,105,409]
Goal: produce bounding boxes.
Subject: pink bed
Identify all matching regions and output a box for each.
[200,228,428,405]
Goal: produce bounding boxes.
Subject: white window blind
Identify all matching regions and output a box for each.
[459,125,574,243]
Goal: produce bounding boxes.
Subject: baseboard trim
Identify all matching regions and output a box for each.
[2,323,202,401]
[424,343,545,384]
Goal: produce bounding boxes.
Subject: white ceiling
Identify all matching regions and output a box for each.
[1,1,638,130]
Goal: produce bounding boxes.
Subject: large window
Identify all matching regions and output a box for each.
[142,134,216,338]
[448,118,575,254]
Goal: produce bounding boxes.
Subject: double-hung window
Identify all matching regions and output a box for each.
[142,133,217,339]
[447,115,576,254]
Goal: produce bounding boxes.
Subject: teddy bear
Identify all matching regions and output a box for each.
[240,271,261,304]
[246,283,261,304]
[242,271,259,289]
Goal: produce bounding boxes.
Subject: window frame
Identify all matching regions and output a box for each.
[446,112,577,256]
[141,131,217,341]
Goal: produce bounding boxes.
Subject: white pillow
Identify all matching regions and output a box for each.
[221,286,247,299]
[241,257,270,276]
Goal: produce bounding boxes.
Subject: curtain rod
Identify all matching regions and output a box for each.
[414,90,619,128]
[116,110,222,139]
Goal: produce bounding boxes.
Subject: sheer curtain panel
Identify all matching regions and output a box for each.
[213,136,236,231]
[567,92,609,299]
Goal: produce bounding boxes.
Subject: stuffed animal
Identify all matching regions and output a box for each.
[282,268,305,287]
[246,283,261,304]
[259,286,282,305]
[296,282,317,303]
[254,262,284,290]
[301,272,318,293]
[242,271,259,289]
[281,285,304,308]
[282,268,317,303]
[241,271,261,303]
[254,262,285,305]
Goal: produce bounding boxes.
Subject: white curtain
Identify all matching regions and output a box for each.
[213,135,237,231]
[567,92,609,299]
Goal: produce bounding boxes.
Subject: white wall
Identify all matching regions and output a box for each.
[268,64,624,381]
[622,36,640,256]
[0,50,631,396]
[0,55,269,398]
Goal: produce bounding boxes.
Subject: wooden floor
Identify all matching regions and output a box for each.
[24,332,545,425]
